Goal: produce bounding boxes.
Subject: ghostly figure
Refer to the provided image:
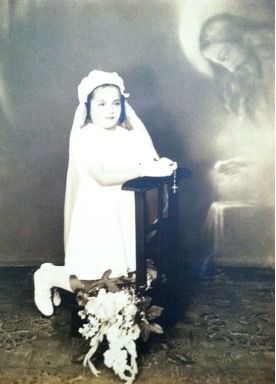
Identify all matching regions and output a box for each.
[198,13,274,267]
[197,13,274,205]
[199,13,274,121]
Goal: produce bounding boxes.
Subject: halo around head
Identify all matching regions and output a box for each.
[199,13,245,51]
[77,70,129,104]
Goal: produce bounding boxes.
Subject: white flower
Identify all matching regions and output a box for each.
[104,348,128,374]
[106,324,121,344]
[85,289,117,321]
[78,286,151,384]
[87,314,100,328]
[113,290,130,311]
[124,303,137,317]
[97,288,107,300]
[78,309,86,319]
[129,324,140,340]
[85,296,99,314]
[79,323,98,340]
[99,303,117,320]
[125,340,137,358]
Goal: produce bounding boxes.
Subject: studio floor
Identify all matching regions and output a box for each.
[0,266,274,384]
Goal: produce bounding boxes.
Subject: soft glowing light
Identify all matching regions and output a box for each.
[176,0,273,75]
[204,201,254,255]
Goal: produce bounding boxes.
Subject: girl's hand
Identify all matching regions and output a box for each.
[158,157,178,170]
[139,158,177,177]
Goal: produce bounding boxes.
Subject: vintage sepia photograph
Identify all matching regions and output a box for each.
[0,1,274,383]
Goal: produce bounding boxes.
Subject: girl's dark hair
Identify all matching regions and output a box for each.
[83,84,126,126]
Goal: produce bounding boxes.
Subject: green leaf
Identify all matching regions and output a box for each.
[146,305,163,320]
[76,291,89,307]
[139,323,151,341]
[139,296,152,311]
[101,269,112,280]
[105,282,121,293]
[148,323,164,335]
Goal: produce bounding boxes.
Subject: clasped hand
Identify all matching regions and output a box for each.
[214,157,248,175]
[139,157,177,177]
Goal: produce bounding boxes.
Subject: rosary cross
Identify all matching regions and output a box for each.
[172,170,178,194]
[172,183,178,193]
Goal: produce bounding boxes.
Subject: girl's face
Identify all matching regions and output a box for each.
[90,86,122,129]
[203,42,248,73]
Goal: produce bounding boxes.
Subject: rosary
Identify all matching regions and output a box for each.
[172,169,178,194]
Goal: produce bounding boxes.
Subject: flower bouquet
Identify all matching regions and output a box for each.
[76,269,163,384]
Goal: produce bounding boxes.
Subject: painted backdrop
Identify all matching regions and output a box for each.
[0,0,274,269]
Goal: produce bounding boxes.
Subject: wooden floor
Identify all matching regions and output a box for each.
[0,266,274,384]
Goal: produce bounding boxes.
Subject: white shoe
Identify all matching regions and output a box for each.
[34,263,54,316]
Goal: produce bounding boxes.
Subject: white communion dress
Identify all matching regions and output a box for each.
[64,122,157,280]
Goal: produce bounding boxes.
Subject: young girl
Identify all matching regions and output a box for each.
[34,70,177,316]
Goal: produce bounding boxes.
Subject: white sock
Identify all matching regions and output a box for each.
[49,265,73,292]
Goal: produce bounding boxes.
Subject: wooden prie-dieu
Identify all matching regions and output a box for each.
[71,167,191,335]
[122,167,191,297]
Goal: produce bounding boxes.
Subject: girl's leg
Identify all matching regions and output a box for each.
[34,263,74,316]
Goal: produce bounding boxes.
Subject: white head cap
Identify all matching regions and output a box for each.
[77,70,129,104]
